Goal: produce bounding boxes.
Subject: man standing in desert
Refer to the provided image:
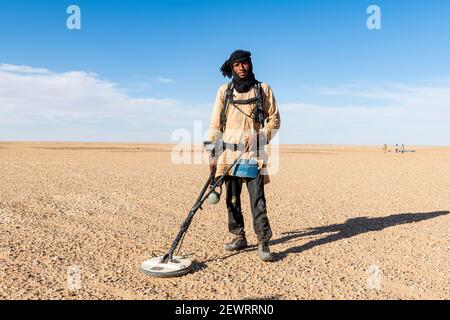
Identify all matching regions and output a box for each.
[207,50,281,262]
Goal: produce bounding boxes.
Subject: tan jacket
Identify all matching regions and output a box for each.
[207,82,281,184]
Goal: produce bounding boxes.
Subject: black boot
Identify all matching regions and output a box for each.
[224,234,248,251]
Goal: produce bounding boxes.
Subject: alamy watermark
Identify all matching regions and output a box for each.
[67,5,81,30]
[67,264,82,290]
[367,5,382,30]
[366,264,382,290]
[65,5,381,31]
[170,120,280,176]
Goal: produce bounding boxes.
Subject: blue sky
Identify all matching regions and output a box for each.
[1,0,450,144]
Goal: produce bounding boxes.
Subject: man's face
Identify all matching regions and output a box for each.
[232,61,250,79]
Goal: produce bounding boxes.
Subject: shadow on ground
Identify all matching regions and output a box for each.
[203,211,448,263]
[271,211,449,261]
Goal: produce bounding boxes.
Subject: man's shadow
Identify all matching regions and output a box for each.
[271,211,449,261]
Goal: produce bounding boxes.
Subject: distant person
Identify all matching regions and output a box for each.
[395,144,399,154]
[207,50,281,262]
[402,144,406,154]
[383,144,388,153]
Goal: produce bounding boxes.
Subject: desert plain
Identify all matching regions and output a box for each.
[0,142,449,299]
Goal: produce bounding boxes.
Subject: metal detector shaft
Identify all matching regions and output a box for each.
[161,150,246,263]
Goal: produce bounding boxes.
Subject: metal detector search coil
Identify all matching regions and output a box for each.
[140,256,193,278]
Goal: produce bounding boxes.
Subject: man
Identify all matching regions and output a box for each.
[207,50,281,262]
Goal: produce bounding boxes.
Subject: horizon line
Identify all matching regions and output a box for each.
[1,141,449,148]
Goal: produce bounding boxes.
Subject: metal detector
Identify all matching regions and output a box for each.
[140,146,246,278]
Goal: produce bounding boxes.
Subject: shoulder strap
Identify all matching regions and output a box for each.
[254,81,266,128]
[220,81,267,132]
[219,82,233,132]
[257,81,266,111]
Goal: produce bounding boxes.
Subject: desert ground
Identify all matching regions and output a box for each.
[0,142,449,300]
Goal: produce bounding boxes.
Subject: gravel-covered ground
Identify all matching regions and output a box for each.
[0,142,449,299]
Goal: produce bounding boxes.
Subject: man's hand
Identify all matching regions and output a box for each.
[209,156,217,172]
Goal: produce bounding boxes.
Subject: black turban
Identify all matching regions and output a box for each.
[220,50,257,93]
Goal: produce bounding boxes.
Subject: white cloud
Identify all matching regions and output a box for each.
[281,83,450,145]
[156,77,175,84]
[318,82,450,110]
[0,64,182,122]
[0,63,50,75]
[0,63,210,141]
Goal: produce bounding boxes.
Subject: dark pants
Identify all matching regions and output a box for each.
[224,171,272,243]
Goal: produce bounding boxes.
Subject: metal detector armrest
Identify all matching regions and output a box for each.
[203,140,215,152]
[203,140,223,159]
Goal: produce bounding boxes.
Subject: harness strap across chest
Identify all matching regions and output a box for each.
[219,82,267,158]
[220,82,266,133]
